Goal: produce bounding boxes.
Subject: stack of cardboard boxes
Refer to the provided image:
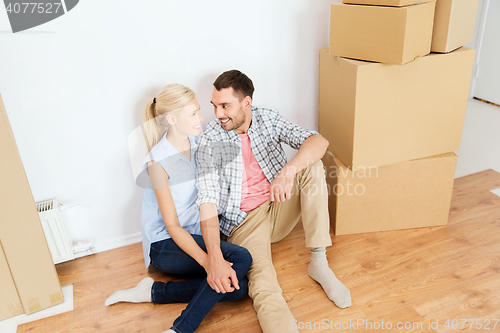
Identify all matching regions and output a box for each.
[320,0,479,235]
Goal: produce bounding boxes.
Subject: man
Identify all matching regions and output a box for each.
[196,70,351,333]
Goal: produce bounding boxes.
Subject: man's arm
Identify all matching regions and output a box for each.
[269,111,329,202]
[195,134,238,293]
[283,134,329,176]
[199,203,239,293]
[269,134,329,202]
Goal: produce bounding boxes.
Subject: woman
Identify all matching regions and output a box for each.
[105,84,252,333]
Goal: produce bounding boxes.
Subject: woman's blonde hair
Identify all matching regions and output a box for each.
[142,84,196,153]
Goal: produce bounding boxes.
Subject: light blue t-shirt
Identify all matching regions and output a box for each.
[140,133,202,269]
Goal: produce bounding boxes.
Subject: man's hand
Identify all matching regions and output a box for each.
[204,254,239,293]
[269,166,296,202]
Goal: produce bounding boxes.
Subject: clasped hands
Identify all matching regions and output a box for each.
[204,167,297,293]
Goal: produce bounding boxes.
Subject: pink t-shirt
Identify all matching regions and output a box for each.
[239,133,270,212]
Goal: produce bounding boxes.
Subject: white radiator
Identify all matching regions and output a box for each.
[36,199,74,264]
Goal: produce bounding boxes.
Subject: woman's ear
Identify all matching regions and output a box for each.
[166,113,176,125]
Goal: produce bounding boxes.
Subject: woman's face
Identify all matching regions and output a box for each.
[172,98,203,136]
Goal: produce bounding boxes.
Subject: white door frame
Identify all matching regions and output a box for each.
[469,0,491,99]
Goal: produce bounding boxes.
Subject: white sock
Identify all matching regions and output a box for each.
[162,330,176,333]
[308,248,352,308]
[104,277,154,306]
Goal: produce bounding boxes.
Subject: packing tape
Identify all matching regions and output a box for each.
[50,292,64,305]
[7,302,23,316]
[26,297,42,313]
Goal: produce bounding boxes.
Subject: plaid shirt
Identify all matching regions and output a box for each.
[195,106,319,236]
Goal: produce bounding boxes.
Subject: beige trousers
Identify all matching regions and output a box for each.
[227,160,332,333]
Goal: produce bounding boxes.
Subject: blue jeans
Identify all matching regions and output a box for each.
[149,234,252,333]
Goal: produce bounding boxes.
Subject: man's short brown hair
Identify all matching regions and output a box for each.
[213,70,254,101]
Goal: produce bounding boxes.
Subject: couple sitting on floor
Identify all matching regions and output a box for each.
[105,69,351,333]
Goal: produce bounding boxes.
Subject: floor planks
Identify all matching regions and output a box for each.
[18,169,500,332]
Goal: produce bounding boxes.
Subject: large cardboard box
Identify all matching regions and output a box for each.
[322,151,457,235]
[319,47,475,171]
[329,1,436,65]
[431,0,480,53]
[0,94,63,319]
[343,0,433,6]
[0,242,23,321]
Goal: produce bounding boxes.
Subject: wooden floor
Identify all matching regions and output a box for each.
[18,170,500,333]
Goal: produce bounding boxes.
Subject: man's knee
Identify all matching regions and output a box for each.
[295,159,327,188]
[309,159,325,176]
[296,159,324,178]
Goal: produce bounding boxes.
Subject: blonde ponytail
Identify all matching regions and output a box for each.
[141,84,196,153]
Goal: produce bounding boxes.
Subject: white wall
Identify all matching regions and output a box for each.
[0,0,338,252]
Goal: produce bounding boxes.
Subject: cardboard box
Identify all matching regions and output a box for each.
[0,94,63,319]
[329,1,436,64]
[431,0,480,53]
[318,47,475,171]
[0,242,23,321]
[322,151,457,235]
[343,0,433,6]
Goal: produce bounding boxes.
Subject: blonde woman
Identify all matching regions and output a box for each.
[105,84,252,333]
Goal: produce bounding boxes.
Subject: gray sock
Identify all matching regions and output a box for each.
[308,247,352,308]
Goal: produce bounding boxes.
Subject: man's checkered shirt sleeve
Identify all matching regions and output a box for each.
[272,111,320,149]
[195,134,220,209]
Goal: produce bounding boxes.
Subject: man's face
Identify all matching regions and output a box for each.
[211,87,249,133]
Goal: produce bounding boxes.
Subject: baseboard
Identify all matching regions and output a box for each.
[93,232,142,254]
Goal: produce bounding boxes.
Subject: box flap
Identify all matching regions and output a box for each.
[0,241,24,320]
